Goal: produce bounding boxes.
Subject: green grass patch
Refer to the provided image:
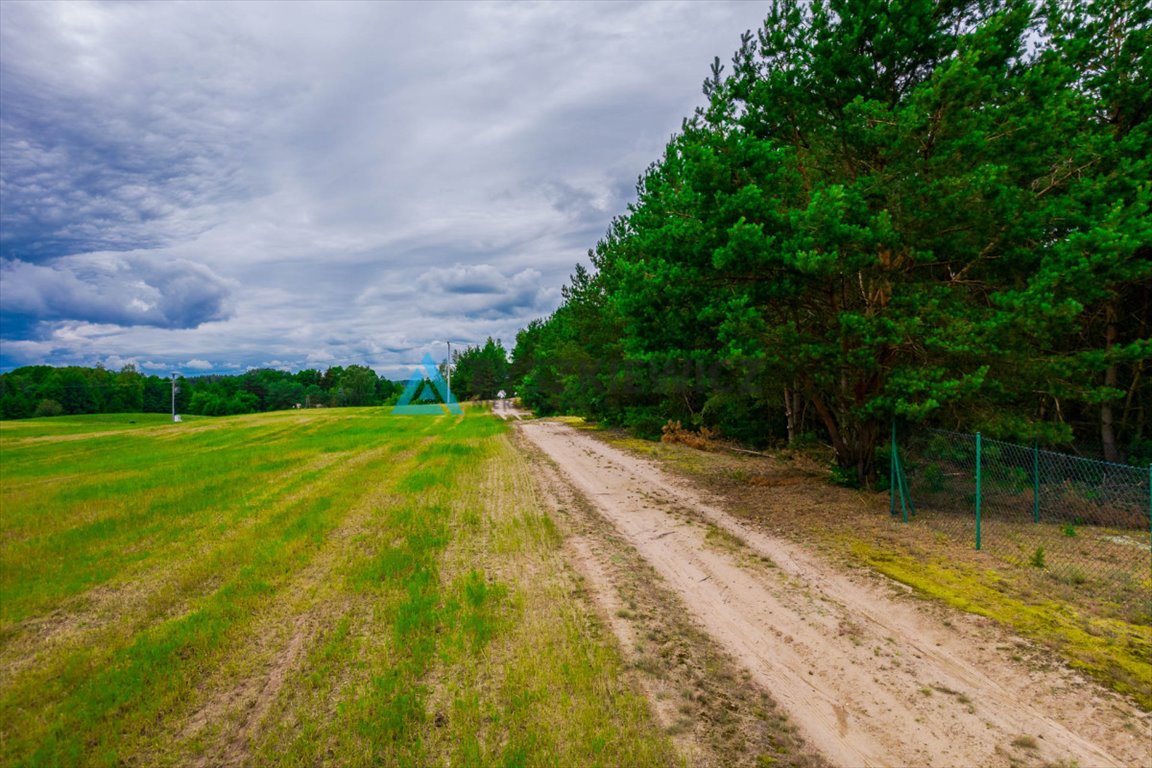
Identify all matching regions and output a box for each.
[1,408,675,765]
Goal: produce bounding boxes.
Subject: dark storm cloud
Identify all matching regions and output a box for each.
[0,0,772,374]
[0,97,246,259]
[0,1,261,262]
[415,265,550,318]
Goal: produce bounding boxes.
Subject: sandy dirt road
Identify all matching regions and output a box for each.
[494,399,527,420]
[518,419,1151,768]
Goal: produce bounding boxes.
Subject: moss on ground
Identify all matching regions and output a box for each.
[846,538,1152,710]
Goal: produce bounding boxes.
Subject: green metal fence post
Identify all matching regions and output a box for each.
[975,432,982,551]
[889,420,911,522]
[890,421,896,517]
[896,447,914,521]
[1032,439,1040,524]
[897,453,908,523]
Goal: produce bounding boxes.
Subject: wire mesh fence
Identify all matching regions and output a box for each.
[892,427,1151,615]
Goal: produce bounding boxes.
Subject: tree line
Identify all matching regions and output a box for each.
[510,0,1151,483]
[0,339,516,420]
[0,365,402,419]
[447,338,512,401]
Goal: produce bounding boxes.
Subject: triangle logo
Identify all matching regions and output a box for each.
[392,353,463,415]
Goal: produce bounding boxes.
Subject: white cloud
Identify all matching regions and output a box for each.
[0,0,770,373]
[1,254,234,328]
[101,354,168,371]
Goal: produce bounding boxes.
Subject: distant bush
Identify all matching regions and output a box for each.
[34,399,64,417]
[622,408,666,441]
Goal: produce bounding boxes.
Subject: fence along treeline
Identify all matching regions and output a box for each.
[0,364,402,418]
[512,0,1152,485]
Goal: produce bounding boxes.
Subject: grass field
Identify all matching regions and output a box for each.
[0,409,677,767]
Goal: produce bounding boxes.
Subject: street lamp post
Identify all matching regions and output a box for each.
[170,373,179,422]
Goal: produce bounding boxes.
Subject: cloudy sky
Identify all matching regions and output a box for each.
[0,0,767,377]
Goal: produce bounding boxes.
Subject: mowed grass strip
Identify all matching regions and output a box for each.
[1,412,359,630]
[1,410,426,764]
[0,409,675,767]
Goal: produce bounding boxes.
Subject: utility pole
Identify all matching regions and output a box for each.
[446,341,452,402]
[171,373,179,422]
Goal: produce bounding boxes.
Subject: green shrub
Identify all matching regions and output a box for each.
[1030,546,1046,569]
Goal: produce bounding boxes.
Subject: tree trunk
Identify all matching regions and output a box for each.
[793,389,803,437]
[850,420,881,488]
[784,386,797,445]
[807,392,881,488]
[809,392,849,463]
[1101,303,1121,463]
